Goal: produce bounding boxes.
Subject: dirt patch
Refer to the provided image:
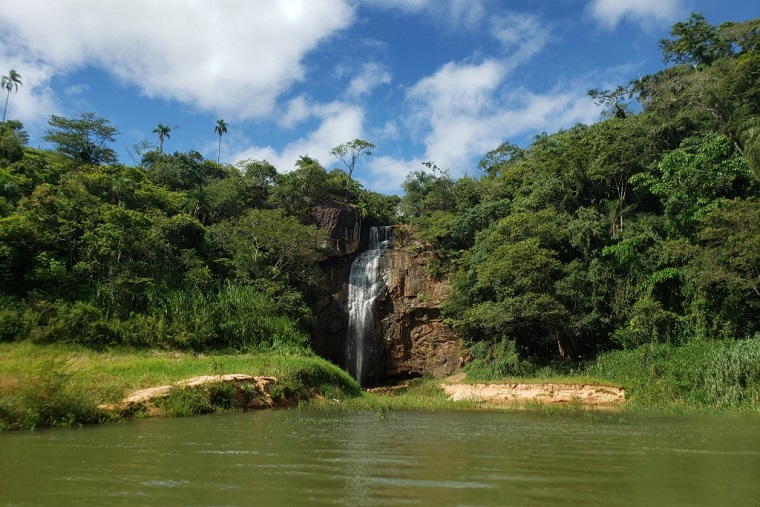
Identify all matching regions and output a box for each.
[0,375,20,392]
[440,382,625,407]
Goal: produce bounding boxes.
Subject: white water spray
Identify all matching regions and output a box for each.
[346,226,392,384]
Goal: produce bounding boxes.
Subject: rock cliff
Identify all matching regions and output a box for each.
[311,228,465,385]
[310,202,361,258]
[376,248,464,380]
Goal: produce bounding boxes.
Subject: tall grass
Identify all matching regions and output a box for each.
[588,336,760,410]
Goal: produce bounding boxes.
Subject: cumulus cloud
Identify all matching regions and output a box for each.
[0,61,59,134]
[0,0,353,121]
[230,102,364,172]
[402,57,600,186]
[588,0,684,29]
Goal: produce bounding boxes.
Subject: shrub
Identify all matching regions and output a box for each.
[0,359,108,430]
[465,338,535,380]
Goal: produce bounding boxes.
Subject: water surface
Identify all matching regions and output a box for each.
[2,409,759,506]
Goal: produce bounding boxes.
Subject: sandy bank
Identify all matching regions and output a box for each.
[440,382,625,407]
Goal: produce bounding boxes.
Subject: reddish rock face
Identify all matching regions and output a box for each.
[377,249,465,380]
[311,232,465,384]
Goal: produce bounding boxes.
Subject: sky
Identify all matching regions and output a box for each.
[0,0,756,195]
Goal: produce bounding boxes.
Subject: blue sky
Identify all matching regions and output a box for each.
[0,0,756,194]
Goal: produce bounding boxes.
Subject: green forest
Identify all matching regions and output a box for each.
[1,13,760,418]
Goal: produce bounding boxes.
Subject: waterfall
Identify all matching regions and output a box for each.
[346,226,392,385]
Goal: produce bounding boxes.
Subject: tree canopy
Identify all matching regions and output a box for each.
[43,112,119,166]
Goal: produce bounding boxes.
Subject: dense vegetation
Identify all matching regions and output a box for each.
[399,14,760,390]
[1,13,759,423]
[0,117,398,352]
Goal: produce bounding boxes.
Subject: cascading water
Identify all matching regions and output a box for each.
[346,226,392,385]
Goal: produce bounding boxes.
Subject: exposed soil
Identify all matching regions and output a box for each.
[440,381,625,407]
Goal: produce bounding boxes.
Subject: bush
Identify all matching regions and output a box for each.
[0,298,28,342]
[23,300,120,347]
[464,338,535,380]
[0,359,108,430]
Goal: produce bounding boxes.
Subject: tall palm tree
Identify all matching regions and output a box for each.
[2,69,22,122]
[214,119,228,163]
[153,123,171,154]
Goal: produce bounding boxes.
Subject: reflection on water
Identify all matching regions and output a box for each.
[1,409,759,506]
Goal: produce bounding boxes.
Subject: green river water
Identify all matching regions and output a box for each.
[1,409,759,506]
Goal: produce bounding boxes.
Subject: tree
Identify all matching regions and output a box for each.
[0,120,29,165]
[2,69,22,122]
[330,139,376,181]
[588,85,632,119]
[153,123,172,154]
[631,133,751,237]
[214,119,228,163]
[43,113,119,165]
[690,198,760,338]
[658,12,732,67]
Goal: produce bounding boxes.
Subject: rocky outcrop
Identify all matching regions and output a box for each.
[311,202,361,258]
[377,249,465,380]
[311,232,466,385]
[98,375,277,415]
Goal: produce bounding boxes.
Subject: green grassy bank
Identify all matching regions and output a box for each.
[3,337,759,430]
[0,342,359,430]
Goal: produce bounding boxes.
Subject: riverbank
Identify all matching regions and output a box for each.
[440,381,625,406]
[0,342,630,429]
[3,338,760,430]
[0,342,360,430]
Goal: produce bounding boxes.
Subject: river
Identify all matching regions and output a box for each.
[2,409,759,506]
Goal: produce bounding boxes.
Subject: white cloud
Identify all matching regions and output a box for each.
[280,95,314,129]
[588,0,683,29]
[0,61,59,135]
[346,62,392,98]
[0,0,353,121]
[361,0,486,30]
[490,12,550,66]
[230,103,364,173]
[406,59,507,167]
[399,58,600,187]
[364,155,423,194]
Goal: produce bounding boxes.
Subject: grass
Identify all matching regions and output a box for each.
[4,336,759,429]
[587,337,760,412]
[0,341,359,430]
[301,376,484,418]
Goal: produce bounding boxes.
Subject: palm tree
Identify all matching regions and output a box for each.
[214,119,228,163]
[2,69,22,122]
[153,123,171,154]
